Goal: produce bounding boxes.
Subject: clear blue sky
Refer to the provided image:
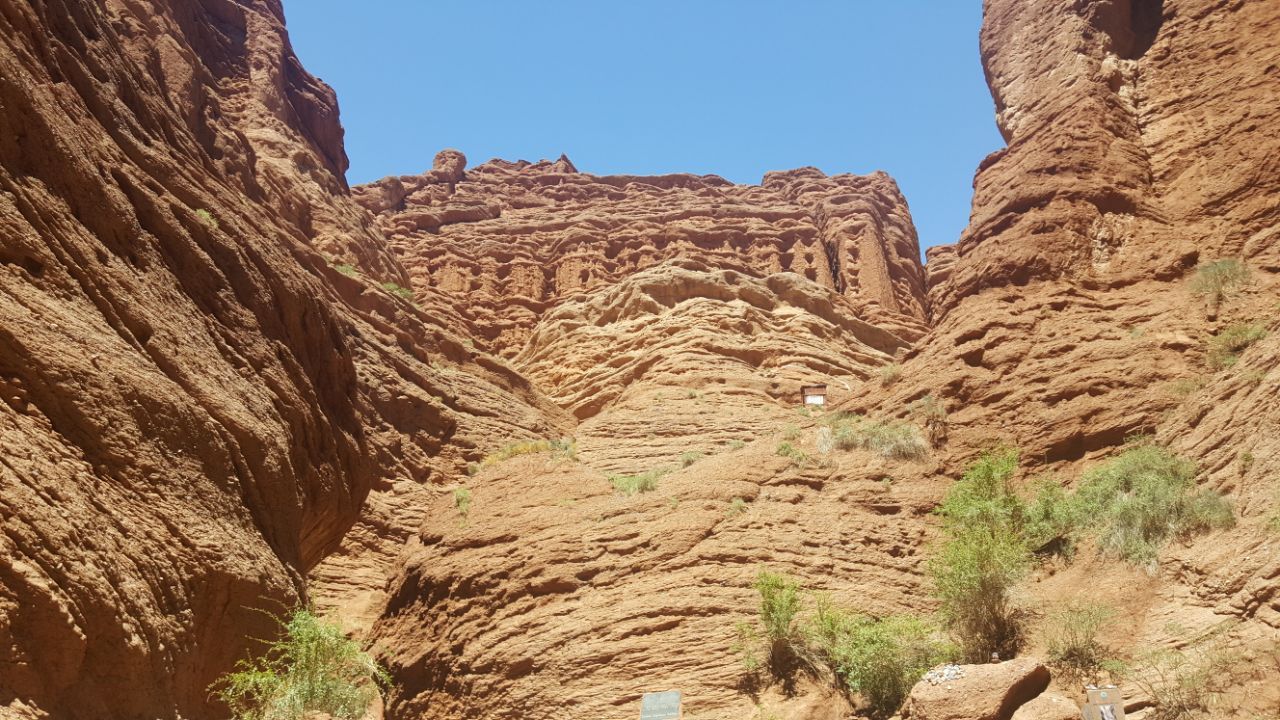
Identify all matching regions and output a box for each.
[285,2,1003,253]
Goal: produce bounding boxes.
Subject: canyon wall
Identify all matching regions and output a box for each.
[0,1,560,718]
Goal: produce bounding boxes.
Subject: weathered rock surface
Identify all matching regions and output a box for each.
[0,1,558,718]
[354,153,930,356]
[903,659,1050,720]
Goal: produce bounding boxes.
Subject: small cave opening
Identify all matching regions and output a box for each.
[1127,0,1165,59]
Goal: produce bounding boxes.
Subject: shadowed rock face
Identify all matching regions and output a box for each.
[0,1,562,718]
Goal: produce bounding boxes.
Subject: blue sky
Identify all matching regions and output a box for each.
[286,2,1002,253]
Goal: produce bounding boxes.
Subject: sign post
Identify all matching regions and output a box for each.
[639,690,682,720]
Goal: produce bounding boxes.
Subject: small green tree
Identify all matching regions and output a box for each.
[929,449,1031,661]
[212,609,390,720]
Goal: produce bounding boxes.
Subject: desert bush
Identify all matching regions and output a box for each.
[729,439,746,451]
[608,469,663,495]
[470,437,577,474]
[807,598,954,718]
[1189,258,1249,312]
[211,609,390,720]
[453,487,471,518]
[332,263,358,277]
[828,415,928,461]
[1074,445,1234,568]
[908,394,949,447]
[727,497,749,517]
[680,451,704,467]
[739,572,951,718]
[776,441,808,466]
[782,424,802,441]
[878,363,902,387]
[1042,602,1116,685]
[1022,479,1079,556]
[1128,631,1240,720]
[195,208,219,230]
[929,448,1031,662]
[380,281,414,300]
[1206,322,1266,369]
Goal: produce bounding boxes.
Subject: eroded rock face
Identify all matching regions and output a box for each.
[354,153,930,356]
[0,1,559,718]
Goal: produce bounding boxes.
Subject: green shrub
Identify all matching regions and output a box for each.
[211,609,390,720]
[929,449,1031,662]
[380,281,414,300]
[1207,323,1266,369]
[782,424,801,441]
[471,437,577,474]
[1074,445,1234,568]
[828,415,928,461]
[333,263,358,277]
[1043,602,1116,685]
[1022,479,1079,555]
[775,441,808,466]
[1189,258,1249,311]
[453,487,472,518]
[738,572,952,718]
[609,469,663,495]
[727,497,749,517]
[755,571,803,646]
[807,598,954,718]
[680,451,704,467]
[729,439,746,451]
[195,208,219,230]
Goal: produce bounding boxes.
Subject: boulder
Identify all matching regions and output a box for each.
[903,658,1051,720]
[1011,692,1080,720]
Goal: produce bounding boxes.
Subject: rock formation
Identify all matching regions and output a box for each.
[1,0,1278,719]
[0,1,559,717]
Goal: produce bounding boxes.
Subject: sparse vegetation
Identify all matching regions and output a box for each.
[1042,601,1117,686]
[727,497,749,517]
[333,263,358,277]
[195,208,219,230]
[826,413,928,461]
[211,609,390,720]
[453,487,472,519]
[736,571,954,719]
[380,281,415,300]
[775,441,808,466]
[806,598,954,718]
[609,469,664,495]
[878,363,902,387]
[929,449,1031,662]
[1189,258,1249,313]
[1206,322,1266,369]
[908,394,949,447]
[729,439,746,451]
[1128,630,1240,720]
[468,437,577,475]
[1166,377,1205,399]
[680,451,704,467]
[782,424,801,441]
[1074,444,1234,568]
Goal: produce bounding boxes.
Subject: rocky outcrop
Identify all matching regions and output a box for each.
[903,659,1050,720]
[873,0,1280,465]
[0,2,558,718]
[354,152,930,356]
[372,426,944,719]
